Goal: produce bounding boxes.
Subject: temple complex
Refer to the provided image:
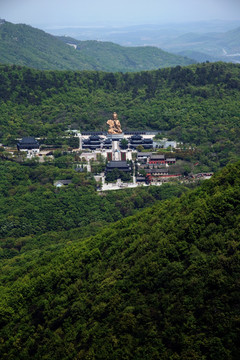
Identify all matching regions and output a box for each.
[14,112,182,188]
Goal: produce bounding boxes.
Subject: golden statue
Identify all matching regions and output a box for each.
[107,112,122,134]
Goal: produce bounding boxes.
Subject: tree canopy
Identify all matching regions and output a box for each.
[0,161,239,359]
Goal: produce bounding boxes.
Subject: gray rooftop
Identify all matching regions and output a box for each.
[147,168,168,173]
[137,152,152,157]
[107,161,130,168]
[150,154,165,160]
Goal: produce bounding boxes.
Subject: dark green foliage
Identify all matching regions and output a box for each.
[120,138,128,149]
[105,168,132,182]
[0,21,194,72]
[0,161,239,359]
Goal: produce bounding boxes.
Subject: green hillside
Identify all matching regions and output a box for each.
[0,21,194,72]
[58,36,195,71]
[0,62,239,171]
[0,21,94,70]
[0,160,239,359]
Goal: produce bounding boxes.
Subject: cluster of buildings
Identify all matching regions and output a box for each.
[81,133,154,150]
[79,132,177,181]
[7,110,214,190]
[15,128,179,187]
[136,152,178,183]
[137,152,176,165]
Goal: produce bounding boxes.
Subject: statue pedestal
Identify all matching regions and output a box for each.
[107,133,124,141]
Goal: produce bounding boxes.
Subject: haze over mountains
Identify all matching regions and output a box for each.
[0,20,194,72]
[46,20,240,63]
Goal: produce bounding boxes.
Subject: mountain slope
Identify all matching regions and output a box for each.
[0,161,240,359]
[0,21,194,72]
[0,21,95,70]
[58,36,195,71]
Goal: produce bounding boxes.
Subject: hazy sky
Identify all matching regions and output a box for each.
[1,0,240,27]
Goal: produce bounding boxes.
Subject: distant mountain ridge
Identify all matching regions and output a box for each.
[167,27,240,63]
[0,21,194,72]
[44,21,240,64]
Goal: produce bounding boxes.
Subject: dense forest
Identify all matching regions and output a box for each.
[0,21,193,72]
[0,61,239,170]
[0,160,239,359]
[0,158,191,260]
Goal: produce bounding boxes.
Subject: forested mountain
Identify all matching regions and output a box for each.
[0,160,239,359]
[0,61,239,171]
[0,20,194,72]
